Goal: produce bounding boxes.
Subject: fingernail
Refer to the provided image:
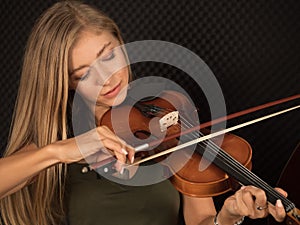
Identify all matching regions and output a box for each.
[131,155,135,164]
[121,148,128,155]
[277,199,283,208]
[120,166,124,175]
[241,186,245,190]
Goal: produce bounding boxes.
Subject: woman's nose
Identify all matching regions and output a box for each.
[100,73,115,87]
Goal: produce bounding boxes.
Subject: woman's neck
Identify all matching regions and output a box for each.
[93,104,111,126]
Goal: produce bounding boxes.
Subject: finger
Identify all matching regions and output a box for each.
[274,187,288,197]
[275,200,286,221]
[114,151,127,164]
[99,138,128,156]
[240,188,257,217]
[98,126,135,163]
[234,187,251,216]
[241,186,268,218]
[268,199,286,222]
[114,157,126,173]
[243,186,268,210]
[98,126,128,144]
[115,137,135,163]
[125,145,135,164]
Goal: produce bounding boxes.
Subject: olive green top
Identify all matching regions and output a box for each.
[66,163,181,225]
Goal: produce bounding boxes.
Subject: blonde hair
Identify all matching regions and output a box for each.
[0,1,126,224]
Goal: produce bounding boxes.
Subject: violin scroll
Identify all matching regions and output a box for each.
[286,208,300,225]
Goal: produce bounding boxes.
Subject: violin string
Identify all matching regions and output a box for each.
[177,113,292,206]
[156,108,292,206]
[154,108,249,173]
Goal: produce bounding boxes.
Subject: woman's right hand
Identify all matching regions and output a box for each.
[53,126,135,168]
[0,126,134,198]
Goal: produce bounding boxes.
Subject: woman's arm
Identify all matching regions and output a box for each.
[0,126,135,199]
[182,195,245,225]
[0,143,59,199]
[182,195,216,225]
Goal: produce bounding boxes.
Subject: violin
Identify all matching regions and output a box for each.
[88,90,300,224]
[99,90,252,195]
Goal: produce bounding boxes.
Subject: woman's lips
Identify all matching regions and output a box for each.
[102,82,121,98]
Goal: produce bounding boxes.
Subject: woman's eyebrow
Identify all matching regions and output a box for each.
[70,41,112,75]
[96,41,111,58]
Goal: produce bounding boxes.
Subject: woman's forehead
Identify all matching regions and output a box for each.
[69,30,118,71]
[73,30,116,52]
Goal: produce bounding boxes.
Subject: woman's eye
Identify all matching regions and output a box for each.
[74,49,116,82]
[101,50,115,62]
[80,69,90,81]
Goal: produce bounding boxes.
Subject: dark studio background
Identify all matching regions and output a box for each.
[0,0,299,225]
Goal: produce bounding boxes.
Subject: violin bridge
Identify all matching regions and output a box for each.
[159,111,179,132]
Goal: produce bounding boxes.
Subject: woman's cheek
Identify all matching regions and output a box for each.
[78,83,102,102]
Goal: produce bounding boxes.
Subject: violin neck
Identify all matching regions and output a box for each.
[195,141,296,213]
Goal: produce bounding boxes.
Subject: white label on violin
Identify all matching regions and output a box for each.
[159,111,179,132]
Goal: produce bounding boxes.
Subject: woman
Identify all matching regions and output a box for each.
[0,1,286,225]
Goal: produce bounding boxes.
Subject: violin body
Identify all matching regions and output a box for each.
[170,132,252,197]
[100,90,252,196]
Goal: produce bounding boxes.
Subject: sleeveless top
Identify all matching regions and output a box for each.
[66,163,181,225]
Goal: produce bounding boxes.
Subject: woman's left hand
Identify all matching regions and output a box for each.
[267,187,287,222]
[219,185,287,224]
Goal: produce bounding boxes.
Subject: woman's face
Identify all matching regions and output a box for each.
[69,30,129,109]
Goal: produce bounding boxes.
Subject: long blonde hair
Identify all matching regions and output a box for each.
[0,1,126,224]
